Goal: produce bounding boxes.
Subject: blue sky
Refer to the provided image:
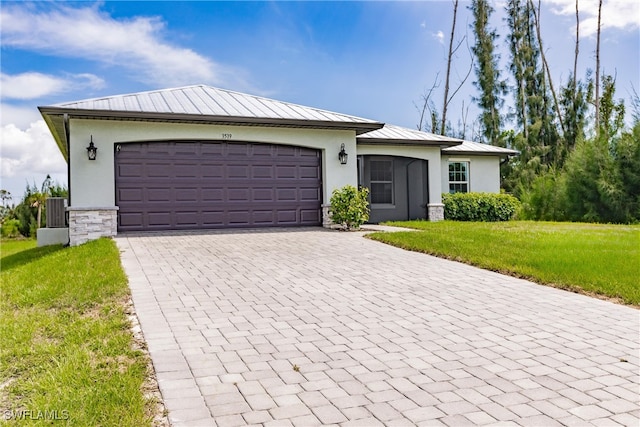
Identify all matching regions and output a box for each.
[1,0,638,203]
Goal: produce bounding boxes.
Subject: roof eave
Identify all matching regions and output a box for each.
[442,149,519,158]
[38,107,68,161]
[357,138,460,148]
[38,107,384,135]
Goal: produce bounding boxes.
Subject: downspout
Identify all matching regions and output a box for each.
[63,113,70,206]
[63,113,71,246]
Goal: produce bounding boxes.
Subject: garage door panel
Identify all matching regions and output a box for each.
[147,163,173,177]
[174,164,199,178]
[202,188,225,202]
[176,188,198,202]
[117,164,143,178]
[202,164,224,178]
[227,144,249,156]
[299,166,320,179]
[275,146,296,157]
[228,188,250,201]
[175,211,199,226]
[252,210,275,224]
[147,212,172,227]
[119,212,144,227]
[118,188,143,202]
[252,145,273,156]
[227,165,250,178]
[300,188,321,201]
[147,188,172,202]
[253,188,274,201]
[276,166,296,179]
[277,210,297,223]
[201,143,224,156]
[299,148,320,157]
[300,209,321,223]
[252,166,274,179]
[277,188,297,201]
[202,211,225,225]
[116,141,321,231]
[228,210,250,225]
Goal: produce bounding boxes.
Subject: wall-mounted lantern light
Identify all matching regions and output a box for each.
[86,135,98,160]
[338,143,348,165]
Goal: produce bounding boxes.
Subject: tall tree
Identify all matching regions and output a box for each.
[437,0,473,136]
[594,0,603,130]
[505,0,558,174]
[469,0,505,144]
[530,0,565,140]
[441,0,459,135]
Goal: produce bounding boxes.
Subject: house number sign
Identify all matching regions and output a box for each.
[222,133,232,140]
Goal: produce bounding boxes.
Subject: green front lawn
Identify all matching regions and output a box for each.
[0,238,154,426]
[369,221,640,306]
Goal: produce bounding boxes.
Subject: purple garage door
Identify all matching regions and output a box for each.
[115,141,322,231]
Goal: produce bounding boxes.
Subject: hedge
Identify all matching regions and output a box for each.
[443,192,520,222]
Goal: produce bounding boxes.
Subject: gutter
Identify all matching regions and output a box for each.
[63,113,71,207]
[36,107,385,135]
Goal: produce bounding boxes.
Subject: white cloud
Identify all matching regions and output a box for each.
[547,0,640,37]
[0,3,221,87]
[0,103,43,128]
[432,30,445,45]
[1,72,105,100]
[0,120,66,180]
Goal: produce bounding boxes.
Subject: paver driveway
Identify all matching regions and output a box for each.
[116,228,639,427]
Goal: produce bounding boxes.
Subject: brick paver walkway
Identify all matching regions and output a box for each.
[116,228,639,426]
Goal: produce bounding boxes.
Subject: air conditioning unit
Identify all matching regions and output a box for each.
[46,197,67,228]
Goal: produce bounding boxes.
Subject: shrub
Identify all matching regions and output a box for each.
[443,192,520,222]
[519,170,568,221]
[1,219,22,238]
[330,185,370,230]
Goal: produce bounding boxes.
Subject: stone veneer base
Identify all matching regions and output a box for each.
[427,203,445,221]
[68,207,119,246]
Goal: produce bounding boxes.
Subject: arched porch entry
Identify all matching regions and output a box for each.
[358,155,429,223]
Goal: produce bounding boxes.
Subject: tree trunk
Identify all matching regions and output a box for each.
[441,0,459,135]
[574,0,579,85]
[530,0,566,139]
[595,0,602,130]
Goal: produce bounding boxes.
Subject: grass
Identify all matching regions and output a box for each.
[368,221,640,306]
[0,238,154,426]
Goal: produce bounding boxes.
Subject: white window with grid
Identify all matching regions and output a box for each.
[448,161,469,193]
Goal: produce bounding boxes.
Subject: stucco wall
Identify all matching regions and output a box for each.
[356,144,443,205]
[68,119,358,209]
[441,155,501,194]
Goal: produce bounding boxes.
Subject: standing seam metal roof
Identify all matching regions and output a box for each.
[357,124,462,146]
[44,85,381,126]
[38,85,518,160]
[443,140,519,156]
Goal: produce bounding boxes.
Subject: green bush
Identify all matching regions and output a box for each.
[443,192,521,222]
[330,185,370,230]
[519,170,568,221]
[1,219,22,238]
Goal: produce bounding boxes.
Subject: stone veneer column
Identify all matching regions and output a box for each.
[321,204,333,228]
[67,207,119,246]
[427,203,445,221]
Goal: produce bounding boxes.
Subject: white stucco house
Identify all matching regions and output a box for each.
[38,85,516,246]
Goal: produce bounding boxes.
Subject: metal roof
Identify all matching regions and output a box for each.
[357,124,462,147]
[443,140,519,157]
[38,85,517,161]
[40,84,382,130]
[39,85,385,158]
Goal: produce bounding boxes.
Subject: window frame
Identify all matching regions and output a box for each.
[448,161,470,194]
[369,157,395,206]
